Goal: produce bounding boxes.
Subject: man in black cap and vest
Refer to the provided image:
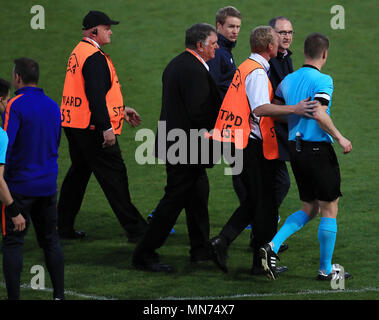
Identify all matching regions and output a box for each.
[58,11,147,242]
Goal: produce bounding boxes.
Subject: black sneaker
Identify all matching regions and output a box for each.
[260,243,280,280]
[251,264,288,276]
[317,264,351,281]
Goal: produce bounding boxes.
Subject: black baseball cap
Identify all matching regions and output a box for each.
[82,11,119,30]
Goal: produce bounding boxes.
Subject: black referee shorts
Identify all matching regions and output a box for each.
[289,141,342,202]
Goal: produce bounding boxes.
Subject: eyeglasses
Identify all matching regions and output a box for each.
[276,30,294,36]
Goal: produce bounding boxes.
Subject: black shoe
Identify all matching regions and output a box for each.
[59,229,87,240]
[260,243,280,280]
[276,265,288,273]
[250,239,288,252]
[132,261,175,273]
[251,264,288,275]
[208,236,229,273]
[278,243,289,253]
[317,264,351,281]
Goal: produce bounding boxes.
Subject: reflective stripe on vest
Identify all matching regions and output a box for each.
[4,94,24,132]
[212,59,279,160]
[60,40,124,135]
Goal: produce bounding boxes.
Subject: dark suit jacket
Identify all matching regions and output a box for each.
[269,50,293,161]
[155,51,222,166]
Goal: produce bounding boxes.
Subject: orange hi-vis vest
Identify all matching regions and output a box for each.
[212,58,279,160]
[61,40,124,135]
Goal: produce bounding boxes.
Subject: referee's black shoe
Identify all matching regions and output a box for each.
[251,264,288,276]
[250,239,288,253]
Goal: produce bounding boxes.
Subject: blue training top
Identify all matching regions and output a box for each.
[3,86,61,197]
[275,65,334,143]
[0,128,8,164]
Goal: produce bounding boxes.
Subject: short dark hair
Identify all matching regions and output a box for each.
[304,33,329,59]
[216,6,241,25]
[0,78,11,99]
[13,57,39,85]
[185,23,217,50]
[268,16,291,29]
[250,26,275,53]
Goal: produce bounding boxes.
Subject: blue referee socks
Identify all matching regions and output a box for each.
[318,217,337,275]
[270,210,310,254]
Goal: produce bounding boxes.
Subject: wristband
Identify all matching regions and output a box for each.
[6,201,20,218]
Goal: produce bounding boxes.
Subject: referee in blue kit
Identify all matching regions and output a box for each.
[2,58,64,300]
[260,33,352,281]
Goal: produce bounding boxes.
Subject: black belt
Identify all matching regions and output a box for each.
[290,140,331,152]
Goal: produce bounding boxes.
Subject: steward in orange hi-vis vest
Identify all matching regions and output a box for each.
[212,58,279,160]
[61,40,124,135]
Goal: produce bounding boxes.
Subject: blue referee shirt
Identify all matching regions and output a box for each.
[3,86,61,197]
[275,65,334,143]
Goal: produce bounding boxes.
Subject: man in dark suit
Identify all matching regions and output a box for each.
[132,23,221,272]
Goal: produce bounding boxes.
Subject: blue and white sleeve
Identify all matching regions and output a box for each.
[314,75,333,108]
[0,129,9,164]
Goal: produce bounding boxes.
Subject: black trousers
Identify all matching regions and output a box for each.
[274,160,290,207]
[57,128,147,238]
[232,159,290,209]
[2,193,64,300]
[133,164,210,264]
[220,139,278,266]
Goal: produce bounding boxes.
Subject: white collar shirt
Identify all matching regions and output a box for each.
[245,53,271,140]
[83,37,101,49]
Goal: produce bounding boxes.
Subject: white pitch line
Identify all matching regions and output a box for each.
[1,282,117,300]
[159,287,379,300]
[2,282,378,300]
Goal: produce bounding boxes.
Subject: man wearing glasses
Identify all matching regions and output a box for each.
[268,17,294,91]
